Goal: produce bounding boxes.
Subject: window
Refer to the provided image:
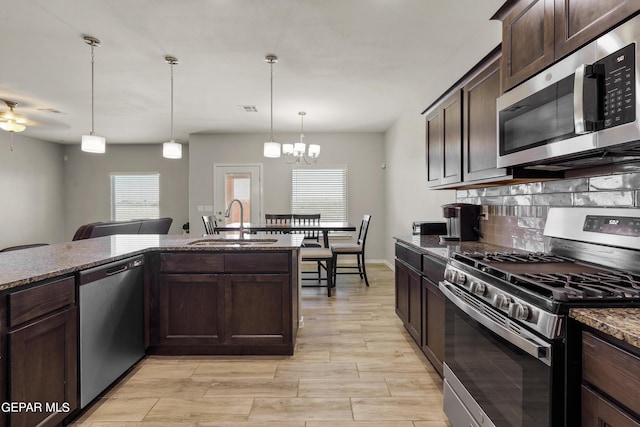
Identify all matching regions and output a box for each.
[291,168,347,221]
[110,173,160,221]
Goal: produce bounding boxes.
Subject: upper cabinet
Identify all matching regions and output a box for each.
[499,0,640,91]
[425,48,510,188]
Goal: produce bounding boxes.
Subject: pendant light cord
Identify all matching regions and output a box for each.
[269,60,274,142]
[170,62,174,141]
[90,43,95,136]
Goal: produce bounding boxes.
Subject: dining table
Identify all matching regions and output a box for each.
[214,221,356,247]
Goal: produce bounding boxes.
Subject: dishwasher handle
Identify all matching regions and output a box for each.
[79,256,144,285]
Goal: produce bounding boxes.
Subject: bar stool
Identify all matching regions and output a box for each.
[331,214,372,287]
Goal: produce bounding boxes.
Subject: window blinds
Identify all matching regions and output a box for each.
[110,174,160,221]
[291,168,347,221]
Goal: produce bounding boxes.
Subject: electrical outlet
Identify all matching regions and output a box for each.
[481,205,489,220]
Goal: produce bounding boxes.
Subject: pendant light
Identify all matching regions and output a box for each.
[163,56,182,159]
[81,35,106,153]
[263,54,281,158]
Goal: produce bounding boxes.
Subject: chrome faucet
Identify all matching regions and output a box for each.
[224,199,245,236]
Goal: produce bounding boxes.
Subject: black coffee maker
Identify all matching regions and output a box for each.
[440,203,482,241]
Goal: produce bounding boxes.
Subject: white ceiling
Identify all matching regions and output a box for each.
[0,0,504,145]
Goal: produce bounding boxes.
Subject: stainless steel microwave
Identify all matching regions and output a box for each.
[497,14,640,170]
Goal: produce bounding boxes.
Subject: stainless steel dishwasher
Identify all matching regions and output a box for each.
[78,255,145,408]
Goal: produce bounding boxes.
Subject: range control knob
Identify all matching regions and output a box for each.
[470,281,487,296]
[444,268,456,283]
[493,294,511,310]
[455,271,467,286]
[509,303,530,321]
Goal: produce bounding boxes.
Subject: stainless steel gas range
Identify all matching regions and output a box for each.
[440,207,640,427]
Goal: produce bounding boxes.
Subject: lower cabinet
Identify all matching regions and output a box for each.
[581,330,640,426]
[5,276,78,427]
[422,277,445,377]
[395,242,446,376]
[151,251,297,355]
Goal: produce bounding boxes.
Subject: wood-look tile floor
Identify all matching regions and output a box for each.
[70,264,450,427]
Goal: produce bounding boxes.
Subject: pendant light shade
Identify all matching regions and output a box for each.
[262,54,281,158]
[163,140,182,159]
[163,56,182,159]
[81,134,106,153]
[81,35,106,154]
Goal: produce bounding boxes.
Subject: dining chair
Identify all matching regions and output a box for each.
[331,214,372,287]
[265,214,292,234]
[300,246,334,297]
[202,215,219,234]
[292,213,322,247]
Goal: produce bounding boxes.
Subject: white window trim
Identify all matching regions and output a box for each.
[110,172,160,221]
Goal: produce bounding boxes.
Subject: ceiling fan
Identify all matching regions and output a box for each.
[0,100,28,133]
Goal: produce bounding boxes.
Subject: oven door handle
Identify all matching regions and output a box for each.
[440,282,552,366]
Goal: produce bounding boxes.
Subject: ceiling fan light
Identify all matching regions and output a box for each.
[0,121,26,133]
[81,134,106,153]
[163,140,182,159]
[308,144,321,157]
[264,141,281,158]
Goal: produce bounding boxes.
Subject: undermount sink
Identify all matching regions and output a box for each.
[188,238,278,246]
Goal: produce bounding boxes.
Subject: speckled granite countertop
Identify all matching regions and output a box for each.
[570,308,640,349]
[0,233,302,293]
[394,235,522,261]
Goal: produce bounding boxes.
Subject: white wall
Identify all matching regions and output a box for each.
[383,105,456,263]
[0,133,66,248]
[63,144,189,240]
[189,132,387,260]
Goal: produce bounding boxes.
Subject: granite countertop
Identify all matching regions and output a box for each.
[0,233,302,293]
[394,234,523,261]
[570,308,640,349]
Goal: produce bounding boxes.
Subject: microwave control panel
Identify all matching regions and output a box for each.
[600,43,635,129]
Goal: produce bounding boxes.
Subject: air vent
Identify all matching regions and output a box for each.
[236,105,258,113]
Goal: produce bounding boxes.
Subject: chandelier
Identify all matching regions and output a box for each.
[283,111,320,164]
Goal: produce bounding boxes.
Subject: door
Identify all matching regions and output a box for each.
[213,164,262,225]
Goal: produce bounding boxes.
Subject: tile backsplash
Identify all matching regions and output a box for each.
[456,173,640,252]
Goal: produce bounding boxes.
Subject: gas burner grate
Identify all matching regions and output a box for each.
[513,271,640,300]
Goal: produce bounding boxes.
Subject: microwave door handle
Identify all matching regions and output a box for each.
[574,64,588,134]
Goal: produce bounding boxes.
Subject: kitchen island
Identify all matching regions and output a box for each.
[0,233,302,427]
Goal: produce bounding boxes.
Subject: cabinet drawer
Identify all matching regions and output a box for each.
[422,254,445,283]
[395,244,422,271]
[582,384,640,427]
[225,252,289,273]
[582,331,640,415]
[8,276,75,328]
[161,253,224,273]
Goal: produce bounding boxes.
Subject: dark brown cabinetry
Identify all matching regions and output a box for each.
[581,330,640,426]
[6,276,78,427]
[395,242,446,375]
[463,55,507,183]
[425,91,462,188]
[499,0,640,91]
[151,251,298,355]
[422,276,445,377]
[425,47,520,189]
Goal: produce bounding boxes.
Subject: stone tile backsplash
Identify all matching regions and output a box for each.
[456,172,640,252]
